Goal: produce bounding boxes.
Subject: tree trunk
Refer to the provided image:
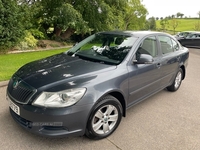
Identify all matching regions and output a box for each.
[61,28,75,40]
[54,26,62,37]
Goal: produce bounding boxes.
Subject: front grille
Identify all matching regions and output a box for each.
[7,76,37,104]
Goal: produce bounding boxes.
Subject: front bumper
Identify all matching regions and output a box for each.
[9,99,94,137]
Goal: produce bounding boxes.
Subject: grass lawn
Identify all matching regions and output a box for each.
[156,18,200,34]
[0,48,69,81]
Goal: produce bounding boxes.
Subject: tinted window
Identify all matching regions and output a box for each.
[137,36,157,57]
[186,33,200,38]
[190,34,197,38]
[196,34,200,38]
[158,36,173,54]
[171,39,180,51]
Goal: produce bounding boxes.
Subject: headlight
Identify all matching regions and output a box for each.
[32,88,86,108]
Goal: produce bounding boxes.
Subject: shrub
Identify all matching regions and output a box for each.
[37,40,47,48]
[29,29,45,39]
[18,31,38,50]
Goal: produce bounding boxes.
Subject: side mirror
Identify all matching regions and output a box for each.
[133,54,153,64]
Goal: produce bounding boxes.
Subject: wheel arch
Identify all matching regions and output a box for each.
[106,91,126,117]
[92,90,127,117]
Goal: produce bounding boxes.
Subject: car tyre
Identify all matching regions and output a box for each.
[85,95,122,140]
[167,68,183,92]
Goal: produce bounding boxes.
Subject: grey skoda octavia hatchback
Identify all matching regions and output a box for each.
[7,31,189,139]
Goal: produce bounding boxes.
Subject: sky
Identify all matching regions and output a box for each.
[142,0,200,18]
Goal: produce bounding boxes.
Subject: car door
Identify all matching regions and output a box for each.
[192,34,200,47]
[157,35,180,88]
[127,36,162,107]
[178,33,194,47]
[188,34,198,46]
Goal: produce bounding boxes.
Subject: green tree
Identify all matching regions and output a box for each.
[38,0,89,40]
[122,0,148,30]
[167,16,172,19]
[176,12,181,18]
[145,17,156,30]
[160,18,169,31]
[37,0,147,39]
[0,0,24,52]
[180,13,184,18]
[74,0,118,32]
[16,0,148,41]
[176,12,184,18]
[194,21,200,31]
[170,19,179,34]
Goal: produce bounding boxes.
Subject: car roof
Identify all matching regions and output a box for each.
[180,31,196,33]
[180,31,200,34]
[99,30,169,38]
[190,32,200,34]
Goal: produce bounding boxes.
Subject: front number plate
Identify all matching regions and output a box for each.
[9,100,20,116]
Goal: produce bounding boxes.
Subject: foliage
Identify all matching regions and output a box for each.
[176,12,184,18]
[18,31,38,50]
[145,17,156,30]
[74,0,115,31]
[170,19,180,34]
[18,0,148,40]
[1,0,148,52]
[0,0,24,53]
[39,1,89,40]
[160,18,169,31]
[194,21,200,31]
[29,29,45,40]
[122,0,148,30]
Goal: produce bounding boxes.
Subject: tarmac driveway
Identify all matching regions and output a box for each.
[0,48,200,150]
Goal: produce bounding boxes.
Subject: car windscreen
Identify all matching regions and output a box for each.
[66,33,138,65]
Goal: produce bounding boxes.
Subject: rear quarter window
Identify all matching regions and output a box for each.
[158,36,174,54]
[171,39,180,51]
